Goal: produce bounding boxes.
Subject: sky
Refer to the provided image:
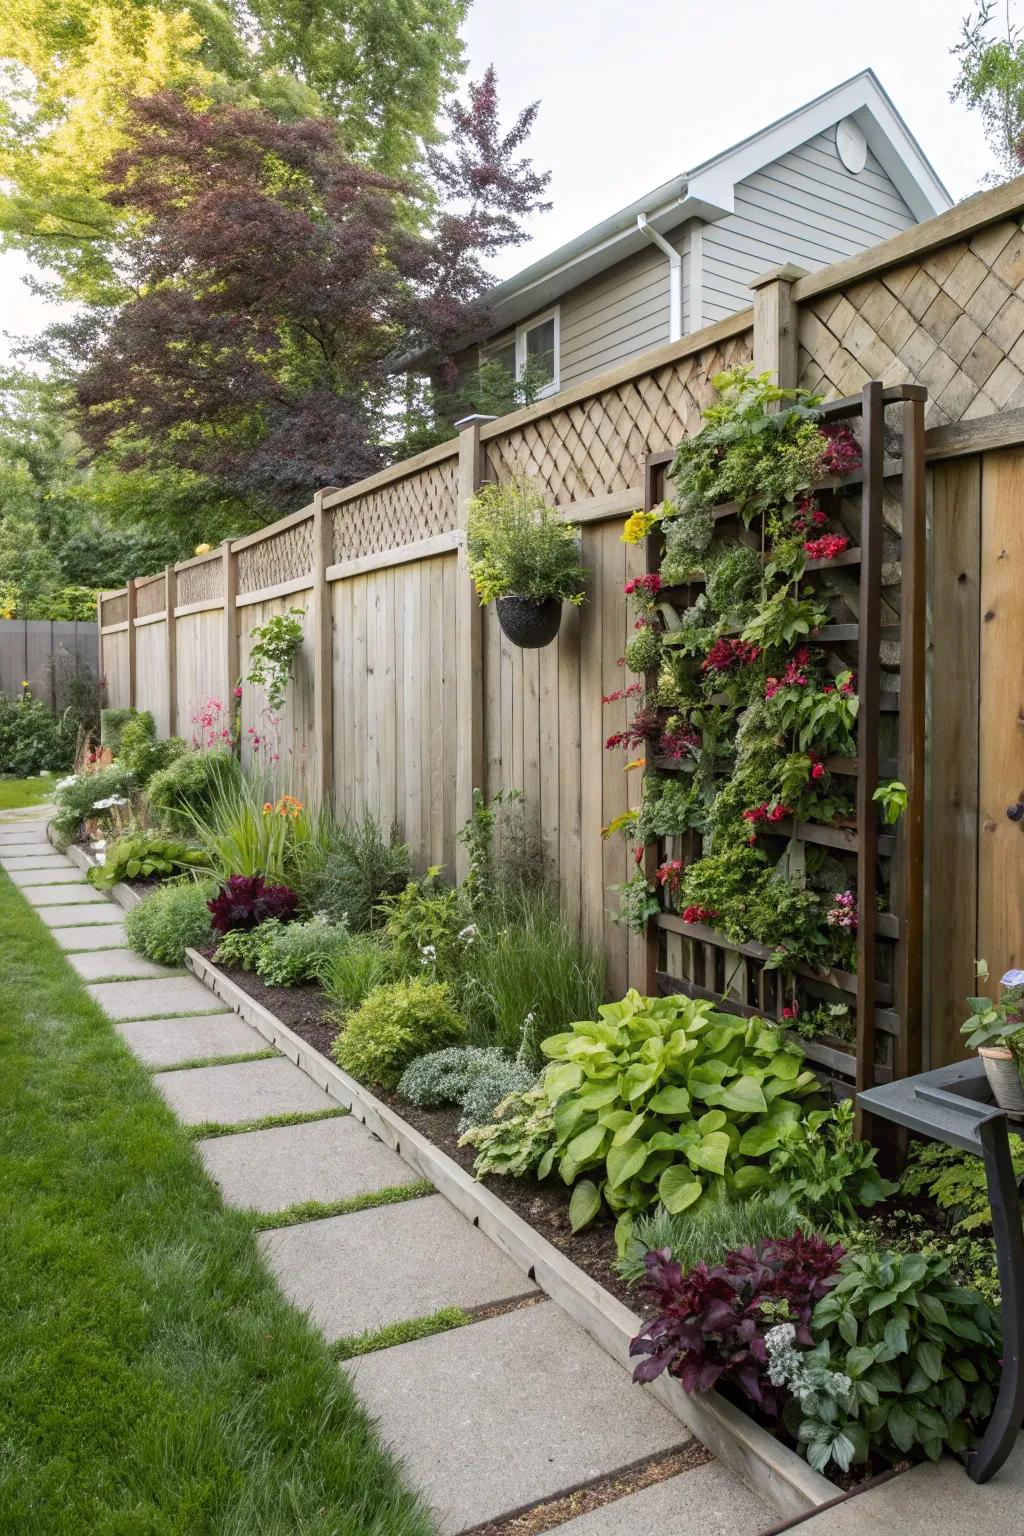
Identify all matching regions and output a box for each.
[0,0,1001,360]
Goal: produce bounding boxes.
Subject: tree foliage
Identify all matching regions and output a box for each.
[952,1,1024,181]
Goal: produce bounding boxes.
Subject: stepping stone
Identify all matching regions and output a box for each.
[347,1301,685,1534]
[70,949,179,981]
[199,1114,415,1213]
[7,866,85,886]
[0,854,71,870]
[24,884,107,907]
[88,974,225,1021]
[550,1464,773,1535]
[38,903,124,927]
[153,1055,330,1124]
[52,924,129,951]
[0,843,57,857]
[260,1194,533,1340]
[118,1013,266,1068]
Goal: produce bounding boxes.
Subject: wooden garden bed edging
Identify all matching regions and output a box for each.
[179,941,835,1523]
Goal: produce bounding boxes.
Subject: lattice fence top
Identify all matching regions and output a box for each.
[331,455,458,563]
[798,218,1024,426]
[176,555,223,606]
[102,592,127,625]
[135,576,166,617]
[238,518,314,594]
[483,331,753,503]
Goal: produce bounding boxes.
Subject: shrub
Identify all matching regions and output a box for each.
[118,712,185,787]
[766,1102,896,1232]
[253,914,350,987]
[297,814,411,930]
[460,886,604,1060]
[184,776,316,886]
[51,764,134,845]
[629,1233,845,1412]
[100,707,140,752]
[207,874,298,934]
[616,1191,803,1286]
[459,1085,557,1178]
[381,871,469,981]
[0,688,70,775]
[465,477,587,605]
[398,1046,535,1133]
[322,934,396,1016]
[145,749,240,835]
[124,879,215,966]
[902,1132,1024,1232]
[792,1248,1001,1473]
[212,925,266,971]
[87,831,205,889]
[538,991,818,1250]
[333,978,464,1089]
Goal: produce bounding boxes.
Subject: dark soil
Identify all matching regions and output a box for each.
[200,952,340,1059]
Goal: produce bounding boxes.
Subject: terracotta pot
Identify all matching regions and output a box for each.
[495,595,562,649]
[978,1045,1024,1117]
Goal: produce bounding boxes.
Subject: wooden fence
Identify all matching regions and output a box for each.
[100,173,1024,1075]
[0,619,99,709]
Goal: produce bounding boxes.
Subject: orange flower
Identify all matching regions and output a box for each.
[262,802,273,814]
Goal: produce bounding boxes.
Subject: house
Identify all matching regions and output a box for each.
[462,70,951,403]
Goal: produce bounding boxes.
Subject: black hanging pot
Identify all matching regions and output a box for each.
[495,594,563,649]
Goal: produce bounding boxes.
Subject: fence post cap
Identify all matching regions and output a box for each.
[454,413,497,431]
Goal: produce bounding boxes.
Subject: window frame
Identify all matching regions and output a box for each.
[480,305,560,401]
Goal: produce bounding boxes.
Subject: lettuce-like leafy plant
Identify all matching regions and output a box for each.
[538,991,819,1250]
[87,832,205,889]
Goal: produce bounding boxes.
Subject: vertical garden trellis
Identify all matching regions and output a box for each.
[641,381,927,1107]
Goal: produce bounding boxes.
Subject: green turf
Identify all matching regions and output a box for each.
[253,1180,435,1232]
[334,1308,472,1362]
[0,776,54,809]
[187,1104,350,1139]
[0,871,436,1536]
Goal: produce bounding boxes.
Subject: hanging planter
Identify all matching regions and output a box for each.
[465,476,586,650]
[495,594,563,648]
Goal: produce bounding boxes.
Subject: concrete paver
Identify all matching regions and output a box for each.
[88,974,225,1020]
[347,1300,686,1533]
[548,1464,773,1534]
[23,883,107,906]
[38,903,125,927]
[198,1113,414,1213]
[69,948,178,980]
[7,866,85,886]
[0,843,59,858]
[118,1013,267,1067]
[154,1055,333,1124]
[260,1194,533,1339]
[52,924,129,951]
[0,854,72,870]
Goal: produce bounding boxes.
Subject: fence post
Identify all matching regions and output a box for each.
[165,563,178,738]
[312,490,335,808]
[454,414,493,879]
[223,541,239,733]
[95,593,105,705]
[750,263,807,392]
[125,578,137,709]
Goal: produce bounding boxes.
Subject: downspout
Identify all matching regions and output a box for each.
[637,213,682,341]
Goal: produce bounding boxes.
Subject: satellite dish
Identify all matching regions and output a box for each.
[836,117,867,175]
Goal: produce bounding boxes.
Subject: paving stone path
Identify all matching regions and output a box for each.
[1,808,775,1536]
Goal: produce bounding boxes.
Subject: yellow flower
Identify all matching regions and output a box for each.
[621,510,656,544]
[194,542,212,555]
[624,757,645,772]
[21,679,29,688]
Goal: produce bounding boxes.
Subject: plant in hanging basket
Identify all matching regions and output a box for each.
[466,476,586,648]
[961,961,1024,1114]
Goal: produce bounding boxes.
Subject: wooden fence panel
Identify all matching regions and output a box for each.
[0,620,98,707]
[135,621,169,737]
[103,630,131,709]
[174,610,226,744]
[236,595,316,797]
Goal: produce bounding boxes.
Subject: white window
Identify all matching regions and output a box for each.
[481,307,560,400]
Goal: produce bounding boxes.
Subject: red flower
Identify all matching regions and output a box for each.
[624,573,662,598]
[820,424,862,477]
[782,1004,799,1021]
[602,682,644,705]
[656,858,684,895]
[660,727,702,759]
[811,761,825,781]
[702,637,760,673]
[682,905,718,925]
[804,533,850,561]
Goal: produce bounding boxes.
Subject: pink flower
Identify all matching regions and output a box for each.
[234,685,243,698]
[804,533,850,561]
[811,762,825,781]
[782,1004,799,1021]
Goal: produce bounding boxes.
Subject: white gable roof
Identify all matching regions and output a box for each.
[485,70,951,333]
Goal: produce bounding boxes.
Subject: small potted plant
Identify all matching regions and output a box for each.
[961,961,1024,1115]
[465,476,586,648]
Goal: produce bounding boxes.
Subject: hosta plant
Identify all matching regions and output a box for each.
[792,1248,1001,1473]
[460,1085,557,1178]
[537,991,819,1250]
[87,832,205,889]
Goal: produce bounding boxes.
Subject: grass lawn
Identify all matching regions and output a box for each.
[0,775,56,810]
[0,872,436,1536]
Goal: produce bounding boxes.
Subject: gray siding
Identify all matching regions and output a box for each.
[699,129,916,325]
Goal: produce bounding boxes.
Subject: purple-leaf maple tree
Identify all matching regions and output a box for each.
[68,72,550,512]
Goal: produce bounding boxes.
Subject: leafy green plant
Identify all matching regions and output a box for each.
[537,991,818,1250]
[332,977,465,1089]
[254,914,350,987]
[212,925,266,971]
[398,1046,535,1133]
[764,1102,897,1230]
[768,671,858,755]
[872,780,908,824]
[623,625,662,675]
[380,869,469,981]
[184,777,316,886]
[901,1132,1024,1232]
[460,1085,557,1178]
[100,707,140,753]
[456,786,514,904]
[296,813,411,930]
[118,712,185,786]
[616,1190,803,1285]
[124,879,216,966]
[0,688,69,775]
[635,772,705,841]
[740,589,828,653]
[245,608,305,710]
[322,934,396,1016]
[959,960,1024,1052]
[51,764,134,845]
[609,869,661,934]
[87,831,205,889]
[466,476,586,605]
[144,748,241,836]
[795,1248,1001,1473]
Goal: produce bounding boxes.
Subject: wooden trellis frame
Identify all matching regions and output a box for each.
[641,381,927,1102]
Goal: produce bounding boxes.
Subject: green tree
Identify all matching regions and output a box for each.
[953,1,1024,182]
